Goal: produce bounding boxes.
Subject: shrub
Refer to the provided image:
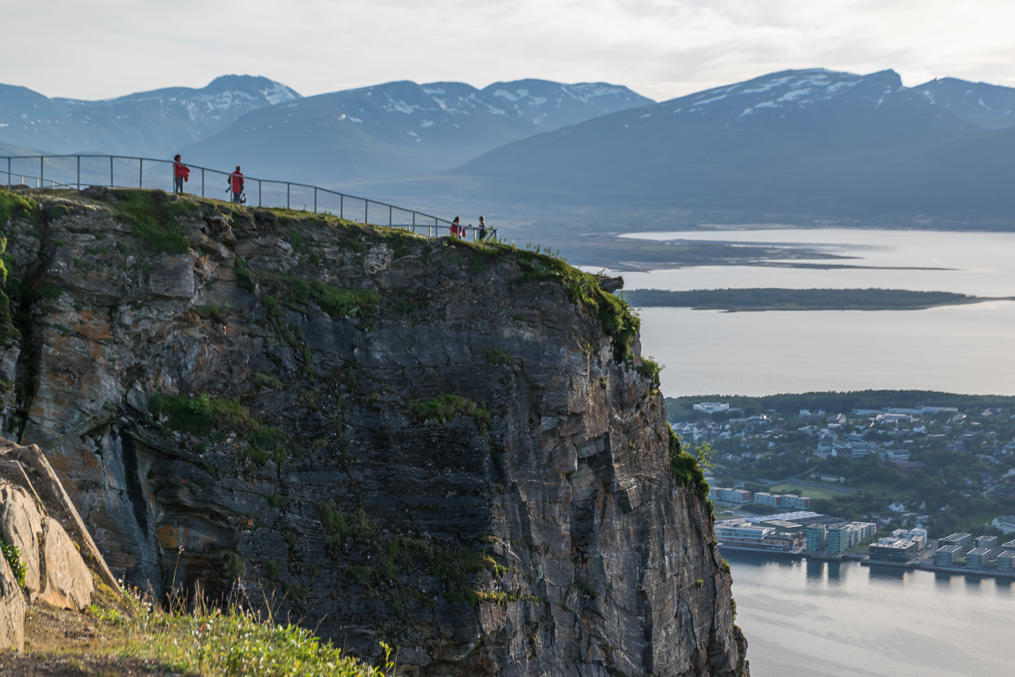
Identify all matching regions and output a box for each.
[407,394,490,431]
[0,537,25,587]
[149,392,287,464]
[668,426,711,504]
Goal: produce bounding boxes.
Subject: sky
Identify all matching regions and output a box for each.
[4,0,1015,102]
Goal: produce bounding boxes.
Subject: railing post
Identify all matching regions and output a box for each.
[7,157,10,188]
[201,169,205,197]
[139,158,143,188]
[286,183,290,210]
[258,180,262,207]
[110,156,114,187]
[40,157,44,187]
[340,195,344,220]
[313,187,317,213]
[364,200,368,225]
[388,205,392,227]
[76,155,81,190]
[412,211,416,233]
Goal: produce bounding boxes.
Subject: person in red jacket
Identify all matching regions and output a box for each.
[228,166,244,204]
[172,154,190,194]
[450,216,462,238]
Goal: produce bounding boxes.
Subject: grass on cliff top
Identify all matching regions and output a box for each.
[114,190,197,254]
[511,245,640,361]
[0,190,39,229]
[14,585,391,677]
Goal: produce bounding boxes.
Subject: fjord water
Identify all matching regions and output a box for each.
[728,552,1011,677]
[610,228,1015,396]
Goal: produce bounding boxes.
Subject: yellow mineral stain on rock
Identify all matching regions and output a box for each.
[157,525,188,550]
[72,309,113,341]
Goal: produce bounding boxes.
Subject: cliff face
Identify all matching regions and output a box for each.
[0,188,747,675]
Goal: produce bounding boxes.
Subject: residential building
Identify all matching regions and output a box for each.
[939,533,973,549]
[976,535,999,549]
[753,492,779,507]
[935,545,965,567]
[806,525,827,552]
[715,519,774,544]
[693,402,729,414]
[965,547,998,569]
[710,487,753,505]
[991,515,1015,535]
[826,524,850,555]
[1001,539,1015,551]
[997,550,1015,572]
[869,538,919,562]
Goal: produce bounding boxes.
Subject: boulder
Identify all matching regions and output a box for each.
[38,517,93,611]
[0,482,44,597]
[0,554,25,651]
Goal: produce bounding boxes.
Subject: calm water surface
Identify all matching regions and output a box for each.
[593,228,1015,396]
[728,552,1012,677]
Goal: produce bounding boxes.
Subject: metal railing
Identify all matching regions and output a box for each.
[0,154,496,241]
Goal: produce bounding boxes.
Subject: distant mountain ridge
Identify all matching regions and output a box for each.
[385,68,1015,229]
[0,75,300,157]
[182,78,653,183]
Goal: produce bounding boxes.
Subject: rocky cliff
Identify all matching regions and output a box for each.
[0,187,747,675]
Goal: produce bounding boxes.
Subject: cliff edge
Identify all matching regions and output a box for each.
[0,187,747,675]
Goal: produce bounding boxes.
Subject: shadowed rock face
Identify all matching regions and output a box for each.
[0,187,747,675]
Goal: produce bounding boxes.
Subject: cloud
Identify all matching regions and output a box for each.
[2,0,1015,101]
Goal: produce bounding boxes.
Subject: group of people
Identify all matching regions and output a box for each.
[172,154,244,204]
[449,216,492,241]
[174,156,493,237]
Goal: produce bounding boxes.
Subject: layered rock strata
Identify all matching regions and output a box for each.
[0,187,747,675]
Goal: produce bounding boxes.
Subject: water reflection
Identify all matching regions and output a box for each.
[867,565,906,582]
[729,557,1012,677]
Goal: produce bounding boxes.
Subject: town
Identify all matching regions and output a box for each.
[665,392,1015,561]
[711,499,1015,576]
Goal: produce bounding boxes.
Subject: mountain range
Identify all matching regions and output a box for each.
[378,68,1015,228]
[0,75,300,157]
[4,69,1015,228]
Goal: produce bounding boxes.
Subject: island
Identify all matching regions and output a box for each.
[621,287,1012,311]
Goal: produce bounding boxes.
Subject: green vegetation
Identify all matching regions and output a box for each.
[113,191,194,254]
[0,191,37,344]
[635,357,662,390]
[263,274,380,320]
[621,288,997,311]
[85,589,393,676]
[666,390,1015,419]
[668,427,711,505]
[316,503,499,610]
[0,537,25,587]
[0,190,39,228]
[149,393,287,464]
[483,349,513,367]
[407,394,491,431]
[670,390,1015,536]
[512,248,640,361]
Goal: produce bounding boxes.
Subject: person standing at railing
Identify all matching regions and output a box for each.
[450,216,463,238]
[172,154,190,194]
[228,166,245,204]
[477,216,488,241]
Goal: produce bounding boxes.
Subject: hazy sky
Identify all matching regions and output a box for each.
[5,0,1015,101]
